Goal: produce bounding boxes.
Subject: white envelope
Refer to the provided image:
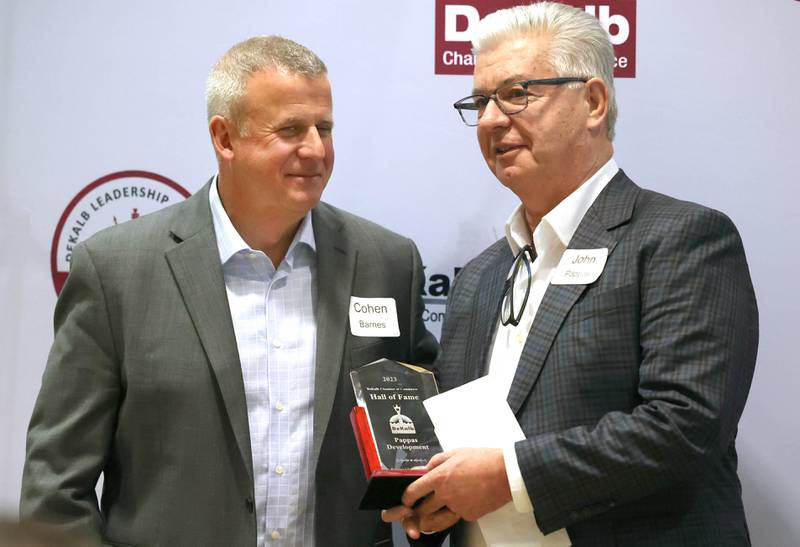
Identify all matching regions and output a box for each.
[424,376,571,547]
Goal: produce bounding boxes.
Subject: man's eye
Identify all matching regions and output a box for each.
[474,97,490,110]
[279,126,300,136]
[317,125,333,136]
[501,86,529,102]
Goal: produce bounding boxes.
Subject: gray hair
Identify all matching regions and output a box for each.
[205,35,327,131]
[472,2,617,140]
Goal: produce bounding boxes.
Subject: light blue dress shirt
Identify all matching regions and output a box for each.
[210,179,317,546]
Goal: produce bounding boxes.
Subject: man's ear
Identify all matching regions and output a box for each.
[209,115,236,161]
[584,77,609,134]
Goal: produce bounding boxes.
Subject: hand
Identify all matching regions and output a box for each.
[419,506,461,536]
[401,448,512,522]
[382,504,460,540]
[382,505,419,539]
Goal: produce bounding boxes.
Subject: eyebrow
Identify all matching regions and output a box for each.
[276,116,334,127]
[472,74,529,95]
[276,116,306,127]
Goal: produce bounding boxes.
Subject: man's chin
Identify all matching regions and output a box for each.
[287,191,324,214]
[495,166,524,189]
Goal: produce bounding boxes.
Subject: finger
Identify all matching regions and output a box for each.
[402,472,437,508]
[426,451,453,470]
[401,514,421,540]
[414,492,447,517]
[420,507,460,533]
[381,505,413,523]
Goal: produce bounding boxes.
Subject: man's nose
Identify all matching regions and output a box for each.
[478,99,511,130]
[298,127,326,159]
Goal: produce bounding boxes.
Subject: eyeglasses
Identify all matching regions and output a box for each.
[453,77,588,127]
[500,245,536,327]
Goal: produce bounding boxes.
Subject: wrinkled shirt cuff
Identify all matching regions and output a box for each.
[503,442,534,514]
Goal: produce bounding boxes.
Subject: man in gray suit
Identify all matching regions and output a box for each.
[386,3,757,546]
[21,36,437,546]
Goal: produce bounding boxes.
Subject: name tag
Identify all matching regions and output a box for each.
[349,297,400,337]
[551,248,608,285]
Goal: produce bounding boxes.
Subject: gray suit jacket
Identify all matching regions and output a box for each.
[21,181,438,547]
[435,171,758,546]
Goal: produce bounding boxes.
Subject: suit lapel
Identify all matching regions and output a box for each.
[164,182,253,480]
[470,242,514,382]
[311,204,357,463]
[507,171,640,414]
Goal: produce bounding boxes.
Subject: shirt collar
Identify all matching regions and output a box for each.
[209,175,316,266]
[504,158,619,256]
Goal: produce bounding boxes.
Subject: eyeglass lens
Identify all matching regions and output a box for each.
[501,246,534,327]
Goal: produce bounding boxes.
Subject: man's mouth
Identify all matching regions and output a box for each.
[495,144,524,156]
[288,173,322,179]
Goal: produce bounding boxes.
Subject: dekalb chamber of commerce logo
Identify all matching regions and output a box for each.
[435,0,637,77]
[50,170,190,294]
[389,405,417,435]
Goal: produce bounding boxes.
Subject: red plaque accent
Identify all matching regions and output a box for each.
[350,407,426,509]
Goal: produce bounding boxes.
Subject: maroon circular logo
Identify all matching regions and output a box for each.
[51,170,191,294]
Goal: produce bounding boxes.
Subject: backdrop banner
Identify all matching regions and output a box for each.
[1,1,798,545]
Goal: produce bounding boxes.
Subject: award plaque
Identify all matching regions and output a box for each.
[350,358,442,509]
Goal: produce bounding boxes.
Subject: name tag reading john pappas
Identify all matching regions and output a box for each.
[551,248,608,285]
[349,297,400,337]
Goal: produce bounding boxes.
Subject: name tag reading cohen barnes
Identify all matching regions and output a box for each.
[350,359,442,509]
[349,297,400,337]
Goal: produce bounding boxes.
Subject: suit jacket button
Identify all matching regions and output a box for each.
[245,498,254,513]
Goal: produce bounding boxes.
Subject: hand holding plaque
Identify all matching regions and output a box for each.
[350,358,442,509]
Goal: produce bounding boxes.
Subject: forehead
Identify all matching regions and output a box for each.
[473,34,554,92]
[242,69,332,121]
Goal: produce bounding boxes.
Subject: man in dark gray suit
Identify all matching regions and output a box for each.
[386,3,757,546]
[21,36,437,546]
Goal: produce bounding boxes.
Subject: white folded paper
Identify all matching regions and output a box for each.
[423,376,571,547]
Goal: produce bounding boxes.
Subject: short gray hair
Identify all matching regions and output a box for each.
[205,35,327,130]
[472,1,617,140]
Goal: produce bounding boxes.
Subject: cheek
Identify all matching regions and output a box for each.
[255,144,290,167]
[477,129,494,165]
[552,106,583,141]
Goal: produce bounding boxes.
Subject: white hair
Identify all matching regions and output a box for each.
[205,35,327,131]
[472,1,617,140]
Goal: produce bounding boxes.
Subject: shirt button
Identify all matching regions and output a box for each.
[275,464,285,475]
[271,530,281,540]
[275,401,285,412]
[272,339,282,348]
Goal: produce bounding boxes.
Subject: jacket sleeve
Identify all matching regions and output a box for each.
[406,238,439,367]
[20,241,120,543]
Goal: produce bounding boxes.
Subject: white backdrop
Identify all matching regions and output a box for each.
[1,1,798,545]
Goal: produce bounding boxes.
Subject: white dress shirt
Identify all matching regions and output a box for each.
[210,179,317,547]
[464,158,619,546]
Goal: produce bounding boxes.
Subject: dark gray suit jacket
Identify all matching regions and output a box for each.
[435,171,758,546]
[21,181,438,546]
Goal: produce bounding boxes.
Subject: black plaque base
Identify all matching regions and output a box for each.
[358,470,425,510]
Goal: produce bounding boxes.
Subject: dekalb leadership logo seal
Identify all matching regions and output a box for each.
[50,170,190,294]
